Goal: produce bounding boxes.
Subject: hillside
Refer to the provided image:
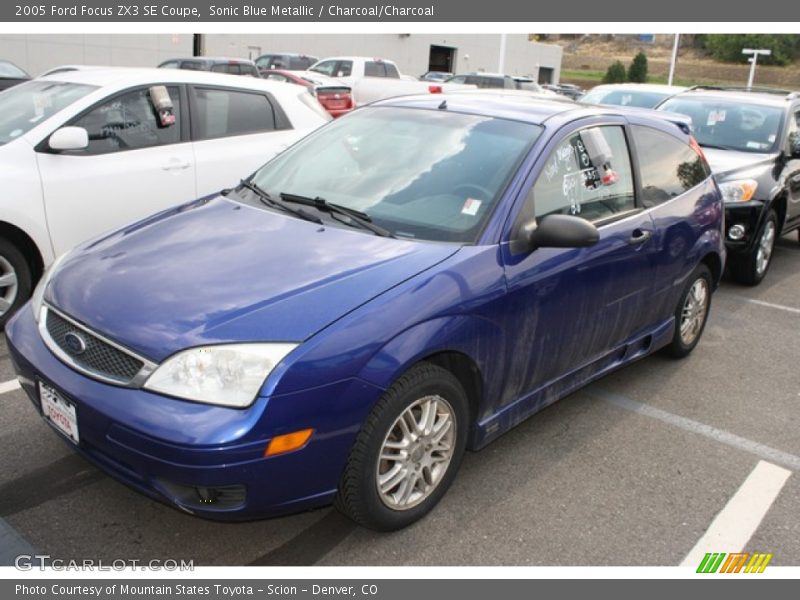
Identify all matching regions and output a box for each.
[554,35,800,89]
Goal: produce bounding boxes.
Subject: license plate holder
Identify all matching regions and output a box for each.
[39,380,79,445]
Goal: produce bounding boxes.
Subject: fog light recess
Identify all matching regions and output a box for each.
[728,224,746,240]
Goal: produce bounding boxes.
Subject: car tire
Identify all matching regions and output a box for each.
[664,264,712,359]
[0,239,32,328]
[728,209,777,286]
[335,362,468,531]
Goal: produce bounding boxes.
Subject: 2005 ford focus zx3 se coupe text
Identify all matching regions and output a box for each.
[6,94,725,530]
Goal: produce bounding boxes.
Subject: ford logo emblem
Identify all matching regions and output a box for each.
[64,332,87,355]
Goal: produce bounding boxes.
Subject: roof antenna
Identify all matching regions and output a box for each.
[438,99,447,110]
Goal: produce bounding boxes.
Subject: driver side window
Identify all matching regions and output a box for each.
[71,86,181,155]
[532,125,635,223]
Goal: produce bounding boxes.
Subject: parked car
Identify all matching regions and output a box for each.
[420,71,452,82]
[512,76,545,92]
[447,72,517,89]
[260,69,355,118]
[6,93,724,530]
[307,56,472,104]
[0,60,30,91]
[158,57,260,77]
[254,53,318,71]
[37,65,109,77]
[582,84,687,109]
[544,83,585,100]
[0,67,330,325]
[659,86,800,285]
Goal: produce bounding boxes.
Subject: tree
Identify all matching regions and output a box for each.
[700,34,799,66]
[603,61,627,84]
[628,51,648,83]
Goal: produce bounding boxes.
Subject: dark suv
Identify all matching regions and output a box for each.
[659,87,800,285]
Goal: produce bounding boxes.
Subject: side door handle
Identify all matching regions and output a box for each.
[161,159,191,171]
[628,229,652,245]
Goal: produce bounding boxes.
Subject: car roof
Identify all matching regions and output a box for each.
[664,88,795,108]
[37,67,280,90]
[315,56,397,63]
[162,57,256,65]
[589,83,688,94]
[375,92,618,125]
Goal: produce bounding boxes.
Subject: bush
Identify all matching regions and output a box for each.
[628,51,648,83]
[701,34,799,66]
[603,61,627,84]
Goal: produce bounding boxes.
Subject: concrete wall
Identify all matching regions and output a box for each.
[0,34,193,76]
[203,34,562,81]
[0,34,561,82]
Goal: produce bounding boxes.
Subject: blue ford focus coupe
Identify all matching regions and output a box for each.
[6,94,725,530]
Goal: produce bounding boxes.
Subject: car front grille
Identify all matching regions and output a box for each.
[41,306,154,386]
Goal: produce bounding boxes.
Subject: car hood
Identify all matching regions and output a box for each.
[702,147,774,180]
[47,196,459,362]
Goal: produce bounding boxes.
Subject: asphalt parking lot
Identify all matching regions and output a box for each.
[1,235,798,567]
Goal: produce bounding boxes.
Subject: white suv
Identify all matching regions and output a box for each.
[0,67,331,324]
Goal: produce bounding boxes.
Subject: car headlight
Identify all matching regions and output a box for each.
[719,179,758,203]
[143,343,297,408]
[31,252,71,322]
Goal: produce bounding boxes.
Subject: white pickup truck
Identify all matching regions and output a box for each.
[304,56,474,105]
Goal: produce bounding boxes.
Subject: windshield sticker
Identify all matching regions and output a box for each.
[707,110,727,127]
[461,198,482,216]
[768,134,776,143]
[746,141,767,150]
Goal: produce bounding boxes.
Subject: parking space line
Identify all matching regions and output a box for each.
[592,389,800,472]
[730,296,800,315]
[680,460,791,566]
[0,379,20,395]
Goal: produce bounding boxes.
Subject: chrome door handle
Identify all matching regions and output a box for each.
[161,160,191,171]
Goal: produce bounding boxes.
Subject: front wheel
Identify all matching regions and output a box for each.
[664,264,712,358]
[728,209,777,286]
[335,362,468,531]
[0,239,32,328]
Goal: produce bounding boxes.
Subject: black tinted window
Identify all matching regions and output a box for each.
[180,61,205,71]
[385,63,400,78]
[193,88,276,140]
[365,62,384,77]
[73,86,181,155]
[632,125,710,207]
[211,63,238,74]
[337,61,353,77]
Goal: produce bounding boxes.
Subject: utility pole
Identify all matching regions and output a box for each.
[498,33,507,74]
[742,48,771,88]
[668,33,680,86]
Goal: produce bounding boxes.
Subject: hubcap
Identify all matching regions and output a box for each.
[0,256,19,318]
[376,395,456,511]
[755,220,776,276]
[680,278,709,346]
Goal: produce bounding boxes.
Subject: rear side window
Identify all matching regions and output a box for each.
[385,63,400,78]
[533,125,635,222]
[211,64,239,75]
[71,86,182,155]
[632,125,710,207]
[364,62,384,77]
[180,61,205,71]
[193,88,276,140]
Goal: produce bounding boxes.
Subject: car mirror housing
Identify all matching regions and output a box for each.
[789,132,800,159]
[523,214,600,250]
[48,126,89,151]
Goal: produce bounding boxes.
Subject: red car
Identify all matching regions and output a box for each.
[260,68,355,118]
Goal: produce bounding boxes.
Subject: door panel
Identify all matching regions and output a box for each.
[36,85,195,255]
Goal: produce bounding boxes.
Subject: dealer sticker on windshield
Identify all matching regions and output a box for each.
[39,381,79,444]
[461,198,482,216]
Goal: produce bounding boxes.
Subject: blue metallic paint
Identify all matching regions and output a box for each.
[5,97,725,519]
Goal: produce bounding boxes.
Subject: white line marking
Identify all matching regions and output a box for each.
[0,379,20,395]
[732,296,800,315]
[594,389,800,471]
[681,460,791,566]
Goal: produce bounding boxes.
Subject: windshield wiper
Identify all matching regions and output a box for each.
[279,192,395,238]
[237,180,323,225]
[698,142,739,151]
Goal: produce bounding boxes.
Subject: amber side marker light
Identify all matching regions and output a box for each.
[265,428,314,456]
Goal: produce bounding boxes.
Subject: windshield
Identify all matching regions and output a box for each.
[659,97,784,153]
[0,61,27,78]
[582,88,670,109]
[248,106,541,243]
[0,80,96,145]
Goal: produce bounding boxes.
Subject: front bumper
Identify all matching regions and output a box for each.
[5,303,383,520]
[724,199,766,255]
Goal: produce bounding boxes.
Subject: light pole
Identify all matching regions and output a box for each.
[742,48,771,88]
[668,33,680,86]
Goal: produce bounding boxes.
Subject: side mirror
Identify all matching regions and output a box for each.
[522,214,600,250]
[48,126,89,151]
[789,132,800,159]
